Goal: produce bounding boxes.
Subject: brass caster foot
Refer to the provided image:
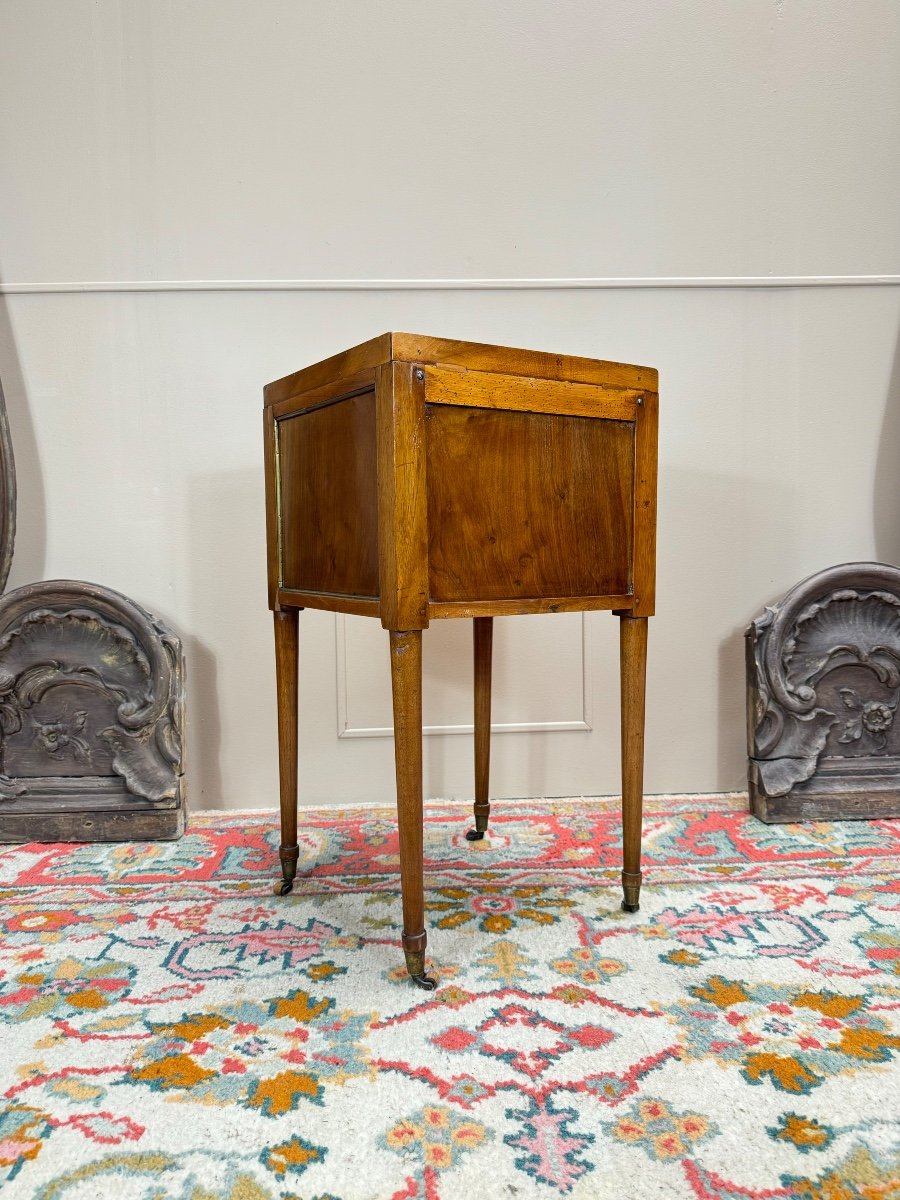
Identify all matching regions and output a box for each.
[278,846,299,896]
[404,947,435,988]
[467,809,489,840]
[410,972,438,991]
[621,900,640,913]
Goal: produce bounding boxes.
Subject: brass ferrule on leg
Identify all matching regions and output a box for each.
[279,844,299,882]
[473,801,490,833]
[621,870,642,913]
[404,948,426,977]
[403,950,437,990]
[402,931,436,989]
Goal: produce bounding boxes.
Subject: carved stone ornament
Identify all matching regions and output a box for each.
[746,561,900,822]
[0,580,185,841]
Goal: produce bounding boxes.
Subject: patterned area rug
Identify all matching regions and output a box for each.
[1,796,898,1200]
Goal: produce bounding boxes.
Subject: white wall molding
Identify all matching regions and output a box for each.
[1,275,899,295]
[335,613,593,739]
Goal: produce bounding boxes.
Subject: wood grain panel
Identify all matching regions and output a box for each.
[278,392,379,597]
[395,333,657,391]
[426,404,634,602]
[376,362,429,630]
[424,366,640,419]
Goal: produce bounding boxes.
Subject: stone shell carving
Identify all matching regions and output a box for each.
[0,580,185,841]
[746,562,900,822]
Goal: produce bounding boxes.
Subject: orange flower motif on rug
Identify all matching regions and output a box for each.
[0,796,897,1198]
[427,885,575,933]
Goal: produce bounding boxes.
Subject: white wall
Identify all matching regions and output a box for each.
[1,1,898,810]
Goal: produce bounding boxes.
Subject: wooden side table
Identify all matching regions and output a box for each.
[264,333,658,988]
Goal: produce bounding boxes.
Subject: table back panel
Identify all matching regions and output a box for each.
[425,403,634,602]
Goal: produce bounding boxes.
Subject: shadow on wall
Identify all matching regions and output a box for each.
[719,624,749,793]
[187,468,269,809]
[0,294,46,587]
[726,317,900,795]
[180,632,222,810]
[874,329,900,567]
[658,461,763,793]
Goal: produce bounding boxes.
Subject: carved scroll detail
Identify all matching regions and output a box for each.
[747,562,900,803]
[0,581,184,818]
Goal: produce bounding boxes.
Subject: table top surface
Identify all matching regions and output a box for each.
[264,331,658,406]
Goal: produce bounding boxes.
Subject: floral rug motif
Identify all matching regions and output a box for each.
[0,795,898,1199]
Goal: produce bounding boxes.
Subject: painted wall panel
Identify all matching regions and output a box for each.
[0,2,897,808]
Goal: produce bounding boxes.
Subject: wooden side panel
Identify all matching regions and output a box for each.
[278,392,379,598]
[425,404,634,602]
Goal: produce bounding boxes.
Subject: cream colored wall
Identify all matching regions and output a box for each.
[1,1,898,810]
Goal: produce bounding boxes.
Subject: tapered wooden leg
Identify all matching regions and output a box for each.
[619,615,648,912]
[466,616,493,842]
[273,608,300,896]
[389,630,436,990]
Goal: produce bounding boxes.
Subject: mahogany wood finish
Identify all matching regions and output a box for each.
[389,630,435,989]
[429,595,632,619]
[273,608,300,895]
[425,405,633,602]
[631,391,659,618]
[423,366,641,421]
[468,616,493,841]
[264,333,658,985]
[619,615,649,911]
[279,392,379,598]
[375,362,429,631]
